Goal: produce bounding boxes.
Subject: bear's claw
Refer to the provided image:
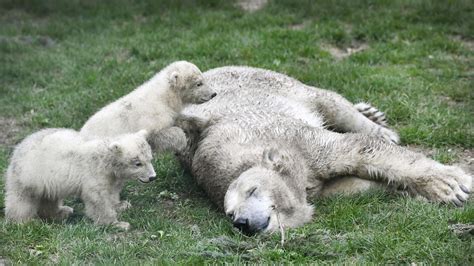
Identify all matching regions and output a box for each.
[460,184,470,194]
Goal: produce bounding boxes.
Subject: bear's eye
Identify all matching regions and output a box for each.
[247,186,257,198]
[196,81,203,87]
[134,161,142,167]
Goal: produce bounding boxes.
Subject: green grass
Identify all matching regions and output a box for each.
[0,0,473,264]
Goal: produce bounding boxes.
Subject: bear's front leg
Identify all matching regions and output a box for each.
[398,162,471,206]
[317,133,472,206]
[82,190,130,230]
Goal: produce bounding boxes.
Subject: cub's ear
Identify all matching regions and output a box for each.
[169,71,180,89]
[137,129,148,139]
[109,142,122,155]
[261,148,286,172]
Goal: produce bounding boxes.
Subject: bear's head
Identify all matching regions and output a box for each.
[224,148,314,235]
[109,130,156,183]
[167,61,217,104]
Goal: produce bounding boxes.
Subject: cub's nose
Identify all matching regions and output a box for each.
[210,92,217,99]
[149,175,157,182]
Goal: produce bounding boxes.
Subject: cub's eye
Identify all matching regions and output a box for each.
[134,161,143,167]
[247,186,257,197]
[196,81,203,87]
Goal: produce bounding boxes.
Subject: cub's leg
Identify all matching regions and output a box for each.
[5,191,39,222]
[37,198,73,220]
[301,88,399,144]
[147,126,188,154]
[314,133,472,205]
[109,180,131,212]
[82,189,130,230]
[175,108,214,170]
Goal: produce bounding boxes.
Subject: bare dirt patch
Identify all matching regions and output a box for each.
[457,149,474,175]
[449,223,474,237]
[0,116,24,148]
[324,42,369,60]
[438,95,462,107]
[236,0,268,12]
[288,21,310,31]
[0,35,56,48]
[0,257,10,266]
[451,35,474,51]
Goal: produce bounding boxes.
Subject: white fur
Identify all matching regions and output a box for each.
[5,128,155,230]
[80,61,216,141]
[178,66,472,234]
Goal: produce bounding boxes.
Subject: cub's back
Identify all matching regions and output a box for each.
[7,129,84,186]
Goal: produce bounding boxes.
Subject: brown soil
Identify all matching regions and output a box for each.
[0,116,24,149]
[406,145,473,175]
[324,42,369,60]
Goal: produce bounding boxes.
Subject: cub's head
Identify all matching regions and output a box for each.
[224,148,313,235]
[109,130,156,183]
[167,61,217,104]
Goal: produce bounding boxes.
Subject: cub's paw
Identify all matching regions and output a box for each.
[57,206,74,220]
[410,166,471,206]
[150,127,188,154]
[167,127,188,154]
[116,200,132,212]
[113,221,131,231]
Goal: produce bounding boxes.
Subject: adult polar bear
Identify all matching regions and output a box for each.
[178,66,472,235]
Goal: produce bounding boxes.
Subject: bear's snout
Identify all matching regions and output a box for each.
[233,217,249,232]
[198,92,217,103]
[149,175,157,182]
[232,216,270,235]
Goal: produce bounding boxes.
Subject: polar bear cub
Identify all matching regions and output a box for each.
[80,61,216,151]
[5,128,155,230]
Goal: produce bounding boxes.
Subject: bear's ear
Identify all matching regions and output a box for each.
[261,148,286,172]
[137,129,148,139]
[169,71,180,89]
[109,142,123,155]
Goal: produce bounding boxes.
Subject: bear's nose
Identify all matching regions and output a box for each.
[210,92,217,99]
[233,216,270,235]
[233,218,252,234]
[149,175,157,182]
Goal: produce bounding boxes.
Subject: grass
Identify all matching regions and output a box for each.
[0,0,473,264]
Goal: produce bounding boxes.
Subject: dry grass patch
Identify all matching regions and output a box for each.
[324,42,369,60]
[236,0,268,12]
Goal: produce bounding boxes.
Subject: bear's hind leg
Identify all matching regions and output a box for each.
[303,89,399,144]
[5,192,39,223]
[37,198,73,221]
